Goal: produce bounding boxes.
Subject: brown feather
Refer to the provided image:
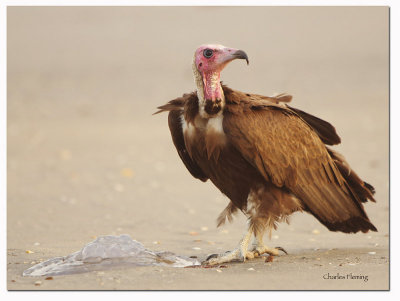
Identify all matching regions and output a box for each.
[153,95,187,115]
[223,88,376,233]
[156,84,377,234]
[327,147,376,203]
[161,94,208,182]
[217,202,239,227]
[287,106,341,145]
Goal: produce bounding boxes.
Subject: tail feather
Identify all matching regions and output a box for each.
[321,215,377,233]
[327,147,376,203]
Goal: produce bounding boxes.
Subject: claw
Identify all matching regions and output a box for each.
[205,253,219,261]
[202,248,251,265]
[275,246,288,255]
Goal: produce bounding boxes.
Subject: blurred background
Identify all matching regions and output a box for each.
[7,6,388,287]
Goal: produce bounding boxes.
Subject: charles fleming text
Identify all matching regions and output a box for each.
[323,273,369,282]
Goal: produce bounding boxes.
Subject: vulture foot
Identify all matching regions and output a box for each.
[250,245,288,257]
[203,248,255,266]
[203,224,254,266]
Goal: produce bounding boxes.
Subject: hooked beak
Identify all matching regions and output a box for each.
[218,48,249,67]
[231,50,249,65]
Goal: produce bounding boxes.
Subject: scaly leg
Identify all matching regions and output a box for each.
[202,222,255,266]
[250,226,287,257]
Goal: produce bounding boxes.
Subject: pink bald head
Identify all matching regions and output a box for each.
[193,44,248,104]
[194,44,249,75]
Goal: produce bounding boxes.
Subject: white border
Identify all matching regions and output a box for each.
[0,0,397,5]
[0,1,397,300]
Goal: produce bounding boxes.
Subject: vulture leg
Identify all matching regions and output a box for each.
[249,227,287,257]
[202,222,255,266]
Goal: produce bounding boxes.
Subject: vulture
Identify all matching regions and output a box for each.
[155,44,377,265]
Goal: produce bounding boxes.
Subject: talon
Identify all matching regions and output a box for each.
[201,259,218,266]
[244,252,254,260]
[205,253,219,261]
[275,246,288,255]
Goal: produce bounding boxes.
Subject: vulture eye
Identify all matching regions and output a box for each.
[203,49,214,58]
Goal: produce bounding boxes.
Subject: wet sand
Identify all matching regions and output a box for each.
[7,7,389,290]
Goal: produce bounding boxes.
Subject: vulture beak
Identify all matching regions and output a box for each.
[219,48,249,66]
[231,50,249,65]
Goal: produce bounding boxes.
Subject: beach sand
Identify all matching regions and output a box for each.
[7,6,389,290]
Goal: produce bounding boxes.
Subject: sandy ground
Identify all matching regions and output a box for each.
[7,7,389,290]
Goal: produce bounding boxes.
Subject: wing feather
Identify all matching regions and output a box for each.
[156,94,208,182]
[223,100,376,233]
[167,110,208,182]
[287,106,341,145]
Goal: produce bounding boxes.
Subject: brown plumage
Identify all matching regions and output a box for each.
[155,44,376,264]
[156,84,376,234]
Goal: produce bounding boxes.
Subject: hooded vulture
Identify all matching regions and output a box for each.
[155,44,377,265]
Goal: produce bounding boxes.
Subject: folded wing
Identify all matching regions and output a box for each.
[223,101,376,233]
[155,93,208,182]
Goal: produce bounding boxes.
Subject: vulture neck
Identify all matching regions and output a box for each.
[192,61,225,119]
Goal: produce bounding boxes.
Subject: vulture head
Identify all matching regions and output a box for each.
[193,44,249,74]
[192,44,249,117]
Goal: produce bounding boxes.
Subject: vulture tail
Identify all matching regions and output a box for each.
[295,150,377,233]
[316,212,377,234]
[298,180,377,234]
[327,147,376,203]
